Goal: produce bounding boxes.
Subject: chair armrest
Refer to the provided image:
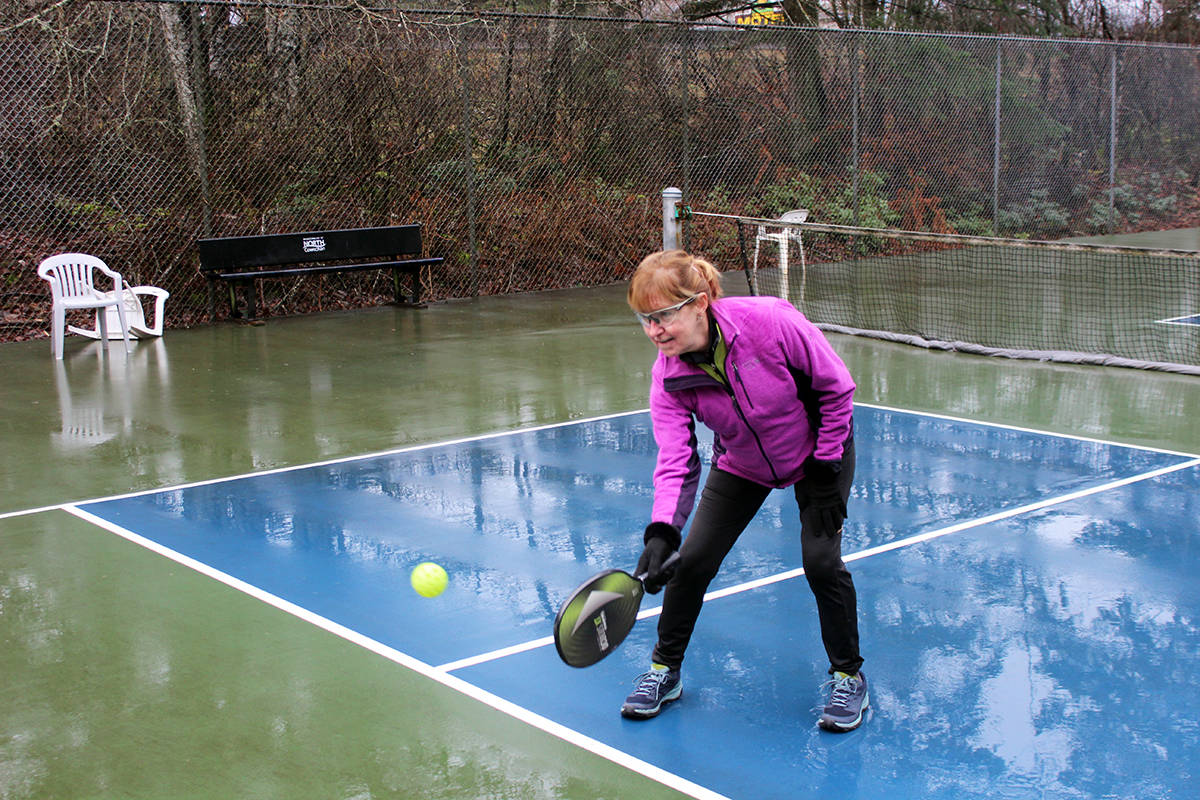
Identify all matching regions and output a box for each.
[94,262,125,289]
[127,286,170,300]
[126,286,169,336]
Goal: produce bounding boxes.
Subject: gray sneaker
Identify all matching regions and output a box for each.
[620,665,682,719]
[818,671,869,732]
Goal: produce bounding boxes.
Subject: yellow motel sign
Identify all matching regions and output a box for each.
[734,4,786,26]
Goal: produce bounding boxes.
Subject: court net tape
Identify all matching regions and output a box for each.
[688,212,1200,375]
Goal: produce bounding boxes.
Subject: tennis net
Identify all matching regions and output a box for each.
[689,213,1200,374]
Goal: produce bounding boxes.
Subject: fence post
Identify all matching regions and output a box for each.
[681,24,693,250]
[1108,45,1118,235]
[457,28,479,296]
[663,187,684,251]
[993,40,1002,236]
[852,30,860,229]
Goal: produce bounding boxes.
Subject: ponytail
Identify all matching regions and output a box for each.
[628,250,723,311]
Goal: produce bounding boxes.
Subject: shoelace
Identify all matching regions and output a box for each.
[825,674,859,709]
[630,670,669,699]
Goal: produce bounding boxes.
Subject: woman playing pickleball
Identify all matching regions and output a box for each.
[622,249,868,733]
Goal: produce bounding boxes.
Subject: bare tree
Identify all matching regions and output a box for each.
[157,2,212,234]
[1162,0,1200,43]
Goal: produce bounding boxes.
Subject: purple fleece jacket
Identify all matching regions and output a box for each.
[648,295,856,530]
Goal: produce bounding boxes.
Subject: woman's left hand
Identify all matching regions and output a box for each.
[804,459,847,537]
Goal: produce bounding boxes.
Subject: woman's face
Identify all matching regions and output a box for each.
[637,291,710,357]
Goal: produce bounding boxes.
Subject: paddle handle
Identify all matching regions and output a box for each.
[636,550,681,582]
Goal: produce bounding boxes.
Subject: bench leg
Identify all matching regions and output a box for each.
[392,268,406,304]
[392,266,422,306]
[242,279,257,320]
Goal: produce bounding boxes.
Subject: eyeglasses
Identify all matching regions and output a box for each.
[635,294,700,328]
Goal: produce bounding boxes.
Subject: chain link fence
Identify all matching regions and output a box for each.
[3,2,1198,341]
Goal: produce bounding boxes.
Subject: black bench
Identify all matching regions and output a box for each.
[197,224,442,321]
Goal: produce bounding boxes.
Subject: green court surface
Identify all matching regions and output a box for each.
[1066,226,1200,250]
[3,281,1199,799]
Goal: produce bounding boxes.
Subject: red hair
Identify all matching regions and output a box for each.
[627,250,722,312]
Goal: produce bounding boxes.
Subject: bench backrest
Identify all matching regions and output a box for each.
[198,225,423,271]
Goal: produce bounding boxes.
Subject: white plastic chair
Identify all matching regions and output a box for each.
[68,285,170,340]
[37,253,133,359]
[753,209,808,301]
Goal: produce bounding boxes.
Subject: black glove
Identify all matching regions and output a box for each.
[804,457,847,537]
[636,522,681,594]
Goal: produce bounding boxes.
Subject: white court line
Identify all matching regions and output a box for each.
[1156,314,1200,327]
[63,504,730,800]
[857,401,1200,459]
[0,409,647,521]
[4,403,1197,523]
[438,456,1200,673]
[438,635,559,672]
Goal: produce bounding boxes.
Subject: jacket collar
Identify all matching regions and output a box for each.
[660,300,741,378]
[681,314,721,367]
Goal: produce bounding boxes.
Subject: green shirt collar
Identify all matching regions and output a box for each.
[682,315,728,384]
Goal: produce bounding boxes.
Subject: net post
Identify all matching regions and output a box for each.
[662,187,684,251]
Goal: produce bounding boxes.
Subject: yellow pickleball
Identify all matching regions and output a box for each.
[410,561,448,598]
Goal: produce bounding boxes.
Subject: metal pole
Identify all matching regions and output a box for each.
[993,41,1002,236]
[458,32,479,296]
[663,187,684,251]
[681,25,692,251]
[852,31,860,229]
[1108,45,1118,235]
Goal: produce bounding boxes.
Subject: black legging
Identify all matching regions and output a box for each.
[651,438,862,675]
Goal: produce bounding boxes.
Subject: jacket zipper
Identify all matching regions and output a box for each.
[732,363,755,409]
[723,364,779,485]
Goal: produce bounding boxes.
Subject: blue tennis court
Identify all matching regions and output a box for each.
[67,405,1200,800]
[1160,313,1200,327]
